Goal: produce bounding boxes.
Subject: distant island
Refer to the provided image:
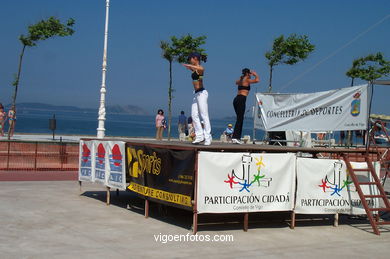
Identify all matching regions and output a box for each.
[5,102,149,115]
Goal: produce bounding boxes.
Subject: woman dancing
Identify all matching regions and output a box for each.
[232,68,259,144]
[183,52,211,145]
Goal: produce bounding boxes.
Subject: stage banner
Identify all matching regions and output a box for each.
[126,144,195,210]
[92,140,109,185]
[254,84,370,131]
[295,158,380,215]
[197,152,296,214]
[106,141,127,190]
[79,140,95,182]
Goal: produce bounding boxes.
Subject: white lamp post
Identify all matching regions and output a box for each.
[97,0,110,138]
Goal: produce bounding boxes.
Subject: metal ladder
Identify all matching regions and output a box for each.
[368,120,390,185]
[342,153,390,235]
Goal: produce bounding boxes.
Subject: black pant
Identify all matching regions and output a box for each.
[233,95,246,139]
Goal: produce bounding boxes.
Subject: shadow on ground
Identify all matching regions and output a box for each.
[80,190,390,234]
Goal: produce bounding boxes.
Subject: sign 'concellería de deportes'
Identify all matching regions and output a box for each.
[254,84,370,131]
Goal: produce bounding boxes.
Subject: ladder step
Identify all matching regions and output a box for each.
[364,195,386,198]
[353,168,370,172]
[359,182,379,185]
[369,208,390,212]
[376,221,390,225]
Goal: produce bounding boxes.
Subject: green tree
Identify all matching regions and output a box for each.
[170,34,207,63]
[346,52,390,85]
[265,34,315,92]
[345,66,359,86]
[160,40,175,141]
[160,34,207,140]
[9,17,75,138]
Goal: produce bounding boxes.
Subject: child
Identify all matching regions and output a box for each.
[224,123,234,141]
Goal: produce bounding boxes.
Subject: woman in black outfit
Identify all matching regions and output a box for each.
[232,68,260,144]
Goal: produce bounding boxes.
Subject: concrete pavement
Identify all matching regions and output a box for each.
[1,181,390,258]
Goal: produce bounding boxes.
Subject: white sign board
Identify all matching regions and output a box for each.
[106,141,127,190]
[79,140,95,182]
[197,152,296,214]
[254,84,370,131]
[93,141,109,185]
[295,158,379,215]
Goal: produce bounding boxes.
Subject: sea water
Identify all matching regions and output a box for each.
[11,109,261,140]
[6,110,376,146]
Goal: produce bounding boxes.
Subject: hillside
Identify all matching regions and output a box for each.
[4,103,149,115]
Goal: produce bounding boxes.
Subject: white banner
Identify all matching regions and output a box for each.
[93,141,109,185]
[79,140,95,182]
[197,152,296,214]
[295,158,379,215]
[106,141,127,190]
[79,140,127,189]
[254,84,370,131]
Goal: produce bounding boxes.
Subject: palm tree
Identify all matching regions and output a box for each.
[9,17,75,139]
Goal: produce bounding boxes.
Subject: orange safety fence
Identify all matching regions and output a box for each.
[0,141,79,171]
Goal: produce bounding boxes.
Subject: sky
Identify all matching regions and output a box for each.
[1,0,389,118]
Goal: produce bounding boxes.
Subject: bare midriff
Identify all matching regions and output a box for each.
[193,80,203,91]
[237,87,249,96]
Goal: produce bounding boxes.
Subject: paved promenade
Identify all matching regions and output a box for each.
[1,181,390,258]
[3,133,158,142]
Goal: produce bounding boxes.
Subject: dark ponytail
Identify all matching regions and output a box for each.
[240,68,250,81]
[188,52,207,63]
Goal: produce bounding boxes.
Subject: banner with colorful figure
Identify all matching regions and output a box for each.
[295,158,380,215]
[106,141,126,190]
[79,140,95,182]
[197,152,296,214]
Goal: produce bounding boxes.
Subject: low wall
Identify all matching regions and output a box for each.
[0,140,79,171]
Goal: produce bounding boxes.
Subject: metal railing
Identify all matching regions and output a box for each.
[0,140,79,171]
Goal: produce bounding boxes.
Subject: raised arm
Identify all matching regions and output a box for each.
[248,70,260,84]
[182,63,204,72]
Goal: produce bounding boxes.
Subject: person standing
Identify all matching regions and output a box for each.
[155,109,165,141]
[0,103,6,136]
[187,116,195,141]
[177,111,187,136]
[232,68,260,144]
[7,105,16,138]
[183,52,212,146]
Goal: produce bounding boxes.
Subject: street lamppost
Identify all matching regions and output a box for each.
[97,0,110,138]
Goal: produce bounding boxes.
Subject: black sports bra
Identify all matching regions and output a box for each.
[238,85,250,91]
[192,71,203,81]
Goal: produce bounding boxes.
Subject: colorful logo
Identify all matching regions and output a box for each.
[81,144,91,167]
[109,144,123,171]
[127,147,162,178]
[224,155,272,193]
[318,161,353,196]
[351,91,361,117]
[95,143,106,170]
